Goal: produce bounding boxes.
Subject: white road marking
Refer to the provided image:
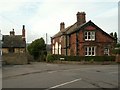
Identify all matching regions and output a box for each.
[48,71,57,73]
[46,78,82,90]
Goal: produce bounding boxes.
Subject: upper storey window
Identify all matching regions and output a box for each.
[84,31,95,41]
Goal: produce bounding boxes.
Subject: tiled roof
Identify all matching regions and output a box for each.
[52,21,86,38]
[52,23,77,38]
[2,35,26,48]
[52,20,116,41]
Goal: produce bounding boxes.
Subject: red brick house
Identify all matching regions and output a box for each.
[51,12,116,56]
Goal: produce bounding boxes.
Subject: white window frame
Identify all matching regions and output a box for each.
[59,44,61,55]
[85,31,95,41]
[55,42,58,54]
[52,45,54,54]
[85,46,96,56]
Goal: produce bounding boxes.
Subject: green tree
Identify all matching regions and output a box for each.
[110,32,113,37]
[114,32,117,43]
[114,32,117,39]
[110,32,117,43]
[27,38,47,61]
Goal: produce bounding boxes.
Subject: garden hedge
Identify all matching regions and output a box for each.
[46,54,116,62]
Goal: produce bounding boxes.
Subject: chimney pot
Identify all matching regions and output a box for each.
[22,25,25,41]
[23,25,25,30]
[60,22,65,31]
[76,12,86,26]
[10,29,15,36]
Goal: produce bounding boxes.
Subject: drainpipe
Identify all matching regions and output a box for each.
[76,32,79,56]
[0,30,2,61]
[65,34,67,56]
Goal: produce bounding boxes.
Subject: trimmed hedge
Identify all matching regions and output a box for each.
[46,54,116,62]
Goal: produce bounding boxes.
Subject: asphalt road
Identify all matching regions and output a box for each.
[0,56,2,89]
[2,63,119,89]
[0,68,2,90]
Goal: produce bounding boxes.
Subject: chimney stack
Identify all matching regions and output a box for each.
[60,22,65,31]
[10,29,15,36]
[76,12,86,26]
[22,25,25,41]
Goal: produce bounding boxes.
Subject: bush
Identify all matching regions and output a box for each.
[64,56,81,61]
[46,54,55,62]
[46,54,116,63]
[85,56,115,62]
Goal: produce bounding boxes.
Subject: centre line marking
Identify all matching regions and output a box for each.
[46,78,82,90]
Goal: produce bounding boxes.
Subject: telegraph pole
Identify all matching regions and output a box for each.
[0,30,2,61]
[46,33,48,45]
[46,33,48,55]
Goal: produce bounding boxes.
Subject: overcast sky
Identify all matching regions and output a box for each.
[0,0,119,44]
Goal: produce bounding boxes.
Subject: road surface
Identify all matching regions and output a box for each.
[2,63,119,89]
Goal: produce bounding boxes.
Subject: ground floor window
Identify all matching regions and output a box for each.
[52,46,54,54]
[55,42,58,54]
[59,44,61,55]
[85,46,96,56]
[9,47,14,53]
[104,47,109,56]
[53,42,62,55]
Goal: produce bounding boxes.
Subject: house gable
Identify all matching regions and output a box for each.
[84,26,96,31]
[74,20,116,42]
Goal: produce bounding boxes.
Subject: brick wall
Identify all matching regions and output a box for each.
[2,53,28,65]
[70,33,76,56]
[69,26,116,56]
[96,30,115,43]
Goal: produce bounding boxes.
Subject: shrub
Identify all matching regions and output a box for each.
[46,54,54,62]
[46,54,116,62]
[84,56,115,62]
[64,56,83,61]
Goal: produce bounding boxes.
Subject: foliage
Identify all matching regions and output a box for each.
[46,54,62,62]
[114,32,117,43]
[113,43,120,54]
[109,32,117,38]
[27,38,47,60]
[114,32,117,39]
[109,32,118,42]
[110,32,113,37]
[46,54,116,62]
[46,54,54,62]
[64,56,115,62]
[116,43,120,47]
